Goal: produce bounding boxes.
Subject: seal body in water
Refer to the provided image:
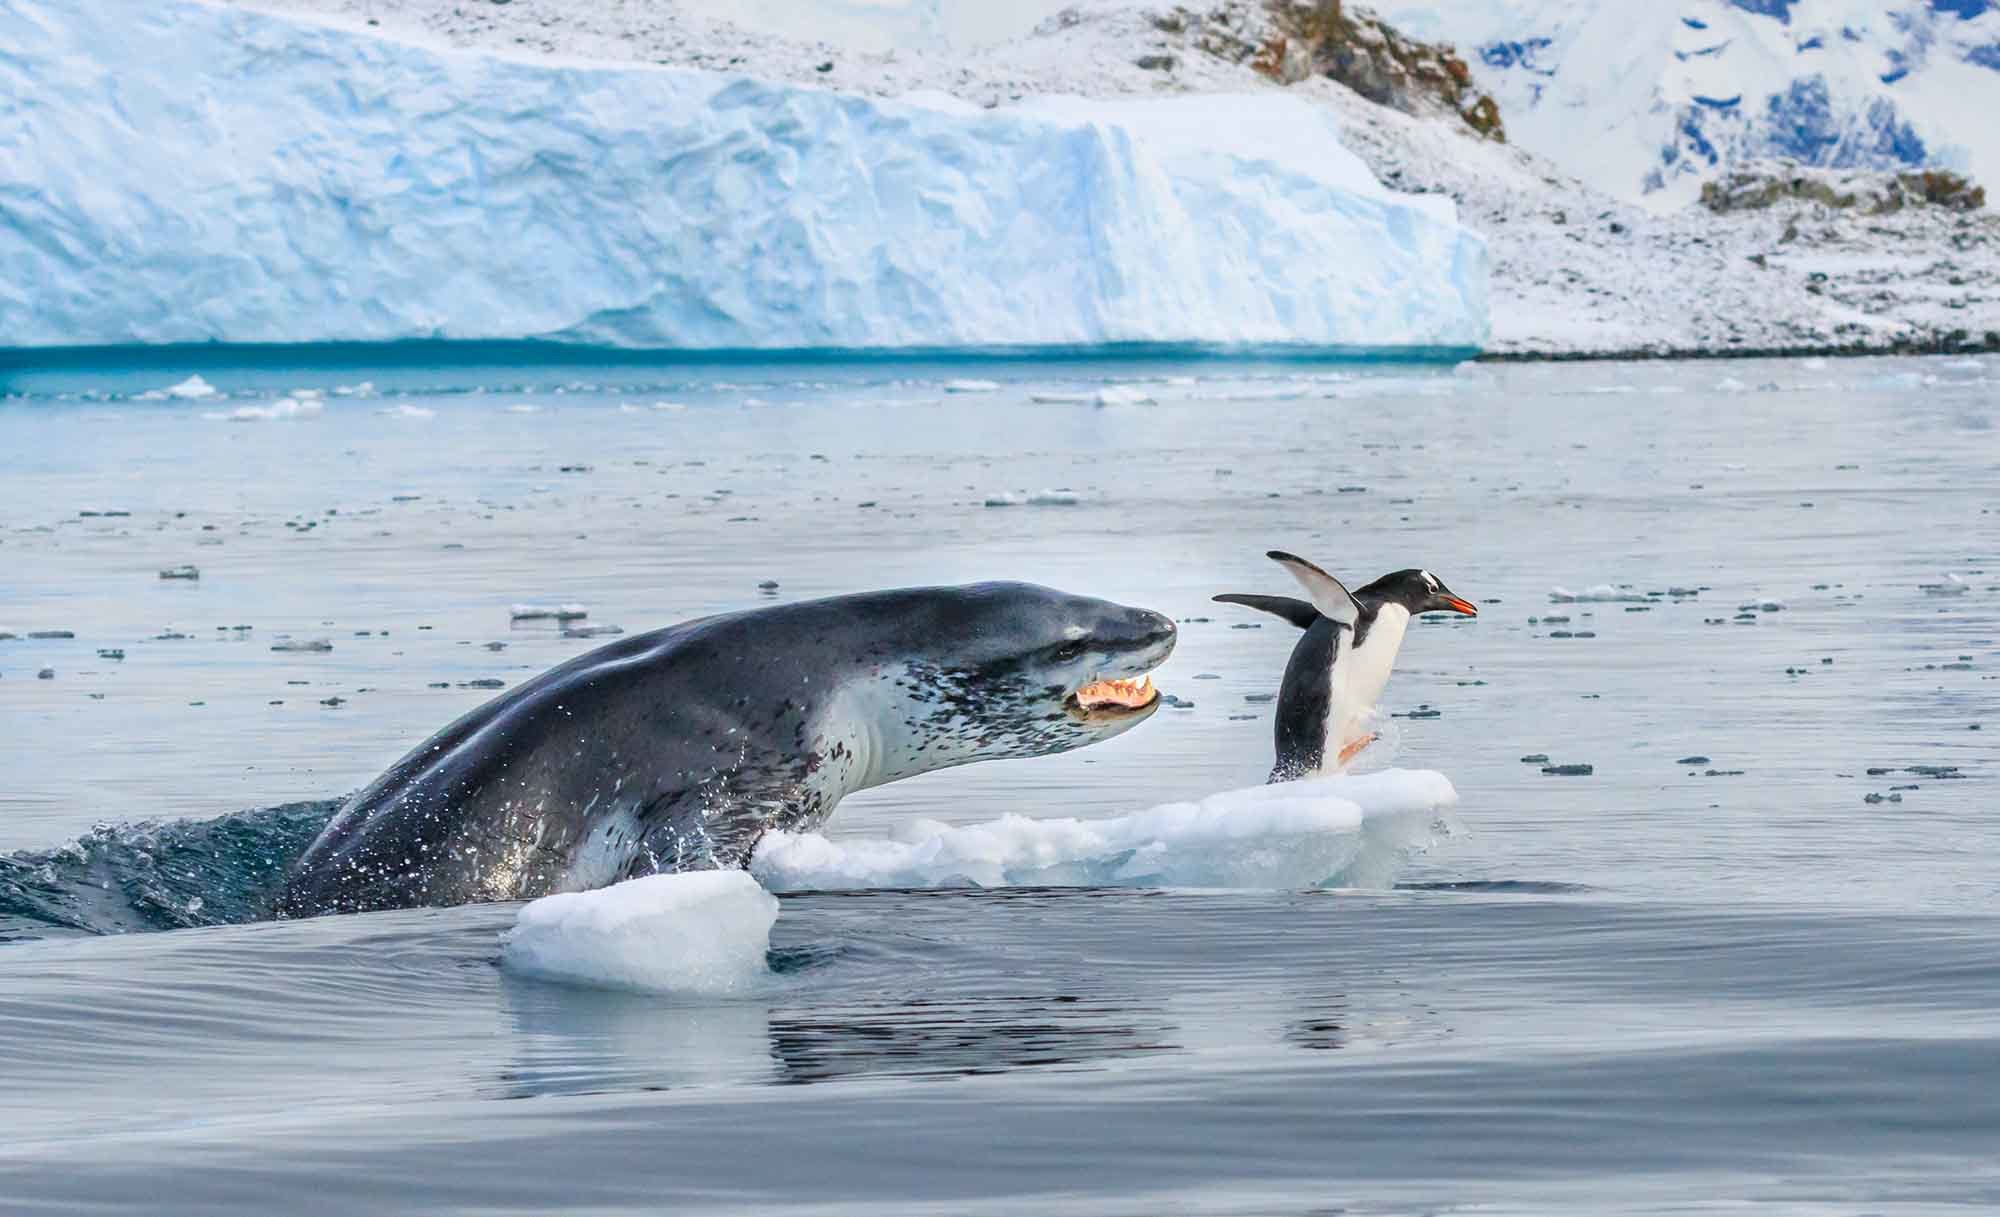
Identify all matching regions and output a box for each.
[1215,551,1476,781]
[277,583,1175,917]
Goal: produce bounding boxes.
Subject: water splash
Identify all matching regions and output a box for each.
[0,800,339,939]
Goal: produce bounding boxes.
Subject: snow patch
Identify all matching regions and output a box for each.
[750,770,1459,892]
[499,871,778,995]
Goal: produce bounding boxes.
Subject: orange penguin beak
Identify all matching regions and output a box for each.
[1443,597,1479,617]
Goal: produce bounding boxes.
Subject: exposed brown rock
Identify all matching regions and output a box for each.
[1257,1,1505,141]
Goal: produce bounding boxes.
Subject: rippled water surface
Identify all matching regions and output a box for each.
[2,353,1996,1213]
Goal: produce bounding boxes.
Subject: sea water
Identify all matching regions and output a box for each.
[0,352,1996,1213]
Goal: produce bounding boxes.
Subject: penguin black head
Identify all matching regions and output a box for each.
[1355,568,1479,618]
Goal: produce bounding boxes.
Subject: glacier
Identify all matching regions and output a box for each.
[0,0,1487,353]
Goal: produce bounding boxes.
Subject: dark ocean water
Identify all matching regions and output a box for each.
[1,352,1995,1213]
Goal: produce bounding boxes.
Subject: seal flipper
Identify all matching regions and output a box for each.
[1211,593,1321,630]
[1266,551,1361,627]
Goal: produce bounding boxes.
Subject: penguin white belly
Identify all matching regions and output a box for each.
[1324,604,1411,769]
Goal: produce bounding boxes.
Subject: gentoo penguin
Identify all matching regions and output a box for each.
[1215,551,1477,782]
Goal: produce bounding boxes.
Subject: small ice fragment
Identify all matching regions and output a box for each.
[944,379,1000,393]
[27,630,75,639]
[983,492,1024,507]
[1549,585,1648,604]
[505,404,542,414]
[561,624,625,639]
[96,648,124,660]
[1028,489,1082,506]
[1093,386,1154,406]
[214,398,322,421]
[1919,574,1969,596]
[159,565,200,580]
[1028,391,1093,404]
[165,375,217,400]
[510,603,588,621]
[499,871,778,994]
[460,678,505,689]
[377,405,435,420]
[37,668,54,680]
[1541,763,1593,776]
[270,639,333,653]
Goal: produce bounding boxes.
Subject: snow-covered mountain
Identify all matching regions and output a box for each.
[0,0,1486,353]
[1376,0,2000,205]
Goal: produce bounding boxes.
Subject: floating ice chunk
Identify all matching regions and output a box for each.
[1027,489,1083,506]
[505,403,542,414]
[1715,377,1748,392]
[982,492,1024,507]
[269,638,332,652]
[1920,573,1970,596]
[165,375,217,400]
[652,401,687,411]
[511,603,588,621]
[1029,391,1094,405]
[561,623,625,639]
[207,397,323,421]
[499,871,778,995]
[1550,585,1651,604]
[1215,385,1308,402]
[751,769,1458,892]
[377,404,435,419]
[332,381,374,396]
[943,379,1000,394]
[158,564,199,580]
[1093,386,1155,406]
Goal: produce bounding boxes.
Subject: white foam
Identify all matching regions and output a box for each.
[499,871,778,995]
[751,770,1458,893]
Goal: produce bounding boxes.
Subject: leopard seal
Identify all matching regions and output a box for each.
[276,582,1175,917]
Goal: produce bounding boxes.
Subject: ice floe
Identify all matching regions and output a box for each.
[751,770,1458,892]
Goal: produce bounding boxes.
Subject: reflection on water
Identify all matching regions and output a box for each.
[498,976,778,1097]
[768,993,1178,1084]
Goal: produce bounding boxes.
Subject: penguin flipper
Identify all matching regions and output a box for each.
[1211,593,1321,631]
[1266,551,1362,627]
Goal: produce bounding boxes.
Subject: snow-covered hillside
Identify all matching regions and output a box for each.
[1377,0,2000,206]
[0,0,1486,352]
